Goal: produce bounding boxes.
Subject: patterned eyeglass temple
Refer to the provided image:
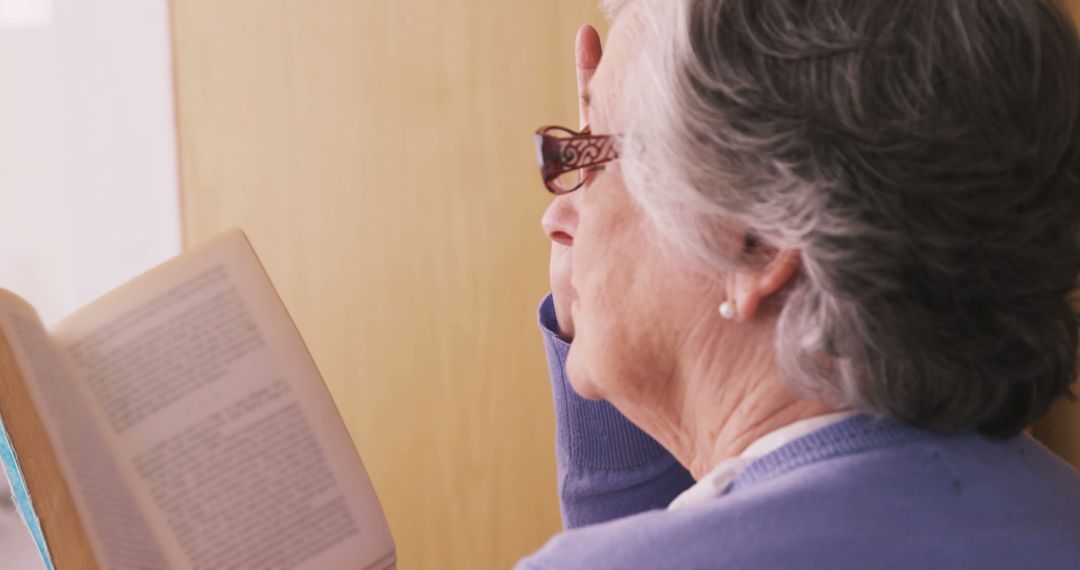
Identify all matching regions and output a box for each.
[534,125,621,194]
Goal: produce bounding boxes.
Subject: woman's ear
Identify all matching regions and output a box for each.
[729,249,800,321]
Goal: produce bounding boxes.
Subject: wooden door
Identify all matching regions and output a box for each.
[172,3,1080,568]
[171,1,605,568]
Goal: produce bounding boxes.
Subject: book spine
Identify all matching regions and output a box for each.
[0,413,55,570]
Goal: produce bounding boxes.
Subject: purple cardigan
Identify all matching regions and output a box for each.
[516,294,1080,569]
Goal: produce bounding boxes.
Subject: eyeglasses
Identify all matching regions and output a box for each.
[534,125,621,194]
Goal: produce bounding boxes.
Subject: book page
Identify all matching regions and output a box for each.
[0,289,168,569]
[50,229,395,570]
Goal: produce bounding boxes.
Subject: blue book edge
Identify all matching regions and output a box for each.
[0,412,56,570]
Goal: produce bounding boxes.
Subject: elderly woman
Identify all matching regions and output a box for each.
[519,0,1080,568]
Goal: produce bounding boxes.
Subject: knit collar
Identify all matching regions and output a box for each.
[730,413,937,493]
[668,411,858,511]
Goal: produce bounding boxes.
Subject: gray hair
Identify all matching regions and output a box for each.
[612,0,1080,437]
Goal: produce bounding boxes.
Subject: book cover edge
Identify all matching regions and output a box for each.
[0,412,56,570]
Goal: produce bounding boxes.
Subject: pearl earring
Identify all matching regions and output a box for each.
[719,300,736,320]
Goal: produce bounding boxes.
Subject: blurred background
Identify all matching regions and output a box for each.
[2,0,1079,568]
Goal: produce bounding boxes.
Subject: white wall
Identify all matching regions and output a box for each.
[1,1,179,567]
[0,0,181,326]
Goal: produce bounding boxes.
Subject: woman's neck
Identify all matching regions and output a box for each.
[624,313,841,481]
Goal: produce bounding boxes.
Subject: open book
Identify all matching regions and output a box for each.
[0,229,395,569]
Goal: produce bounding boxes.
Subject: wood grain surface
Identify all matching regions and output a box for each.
[170,1,605,568]
[170,2,1080,568]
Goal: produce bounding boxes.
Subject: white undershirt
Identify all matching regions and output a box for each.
[668,411,857,511]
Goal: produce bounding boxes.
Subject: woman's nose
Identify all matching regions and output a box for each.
[541,193,579,246]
